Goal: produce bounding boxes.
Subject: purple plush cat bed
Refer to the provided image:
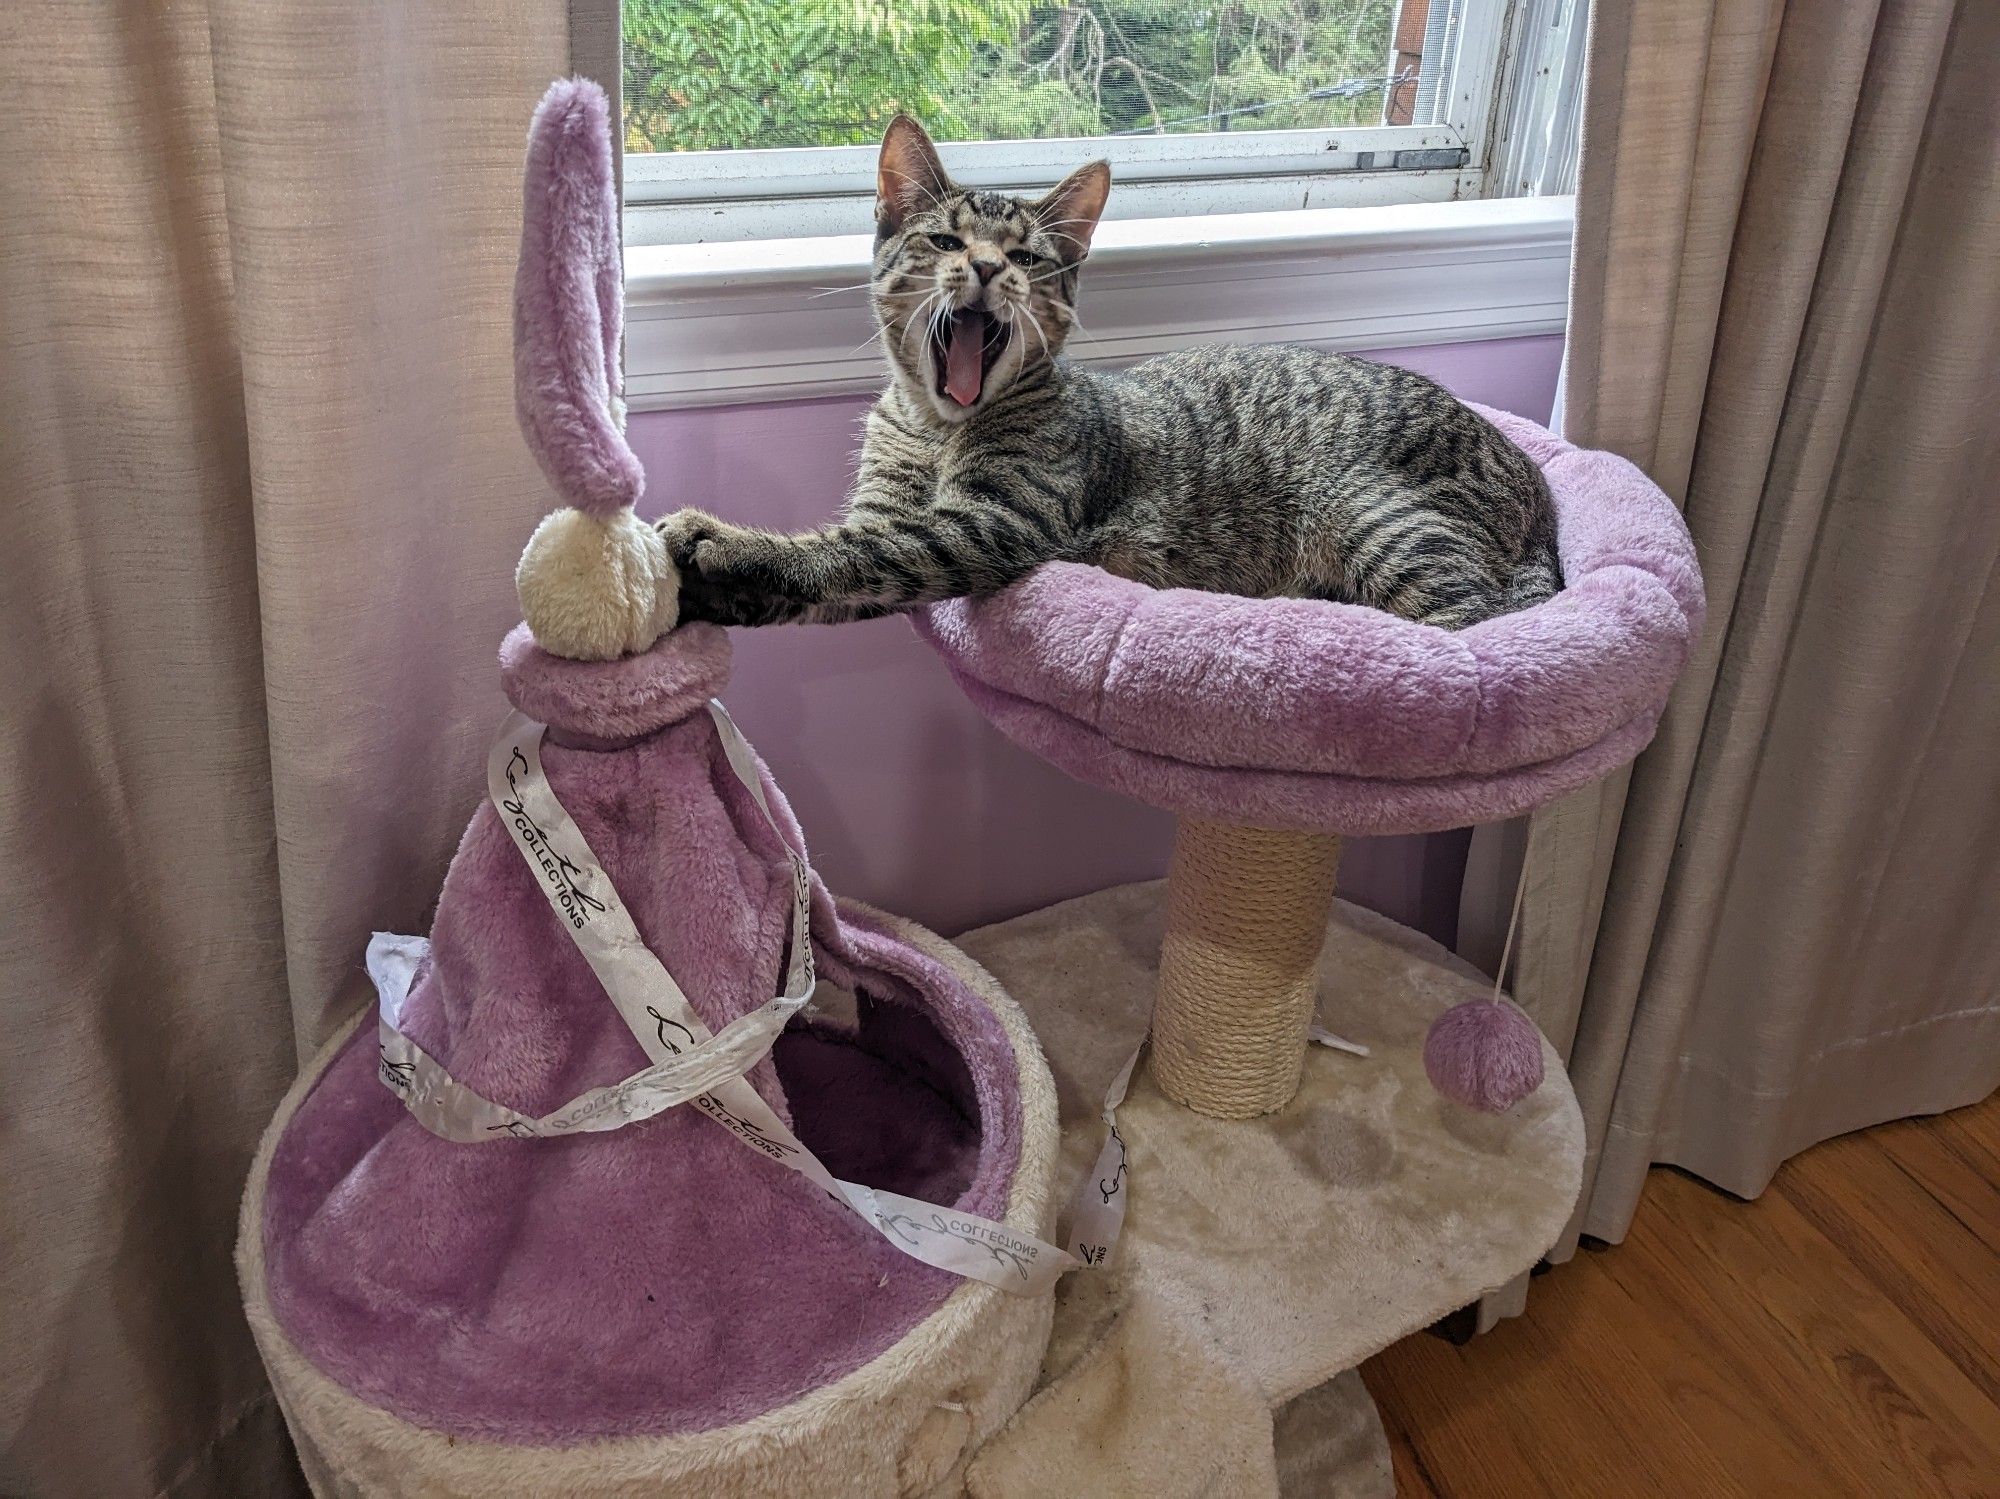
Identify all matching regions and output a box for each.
[235,80,1060,1498]
[918,407,1702,1118]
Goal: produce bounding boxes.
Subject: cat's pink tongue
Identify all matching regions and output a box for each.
[944,312,985,407]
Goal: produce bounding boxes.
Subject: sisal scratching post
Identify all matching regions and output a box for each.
[1152,816,1342,1118]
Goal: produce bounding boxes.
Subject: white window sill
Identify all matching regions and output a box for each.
[623,195,1574,412]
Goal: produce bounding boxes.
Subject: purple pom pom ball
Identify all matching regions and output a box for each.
[1424,999,1545,1113]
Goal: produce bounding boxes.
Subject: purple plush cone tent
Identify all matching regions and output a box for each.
[918,405,1703,1116]
[235,80,1059,1498]
[239,627,1057,1494]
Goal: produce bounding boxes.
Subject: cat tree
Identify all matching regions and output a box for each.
[916,402,1705,1489]
[237,77,1703,1497]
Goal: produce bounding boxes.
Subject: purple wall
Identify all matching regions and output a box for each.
[629,334,1562,939]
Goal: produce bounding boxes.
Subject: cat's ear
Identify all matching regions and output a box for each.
[1034,160,1112,264]
[877,115,953,237]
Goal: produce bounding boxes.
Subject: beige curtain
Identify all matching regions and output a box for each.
[0,4,573,1494]
[1504,0,2000,1277]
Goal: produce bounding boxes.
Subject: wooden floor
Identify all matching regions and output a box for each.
[1361,1091,2000,1499]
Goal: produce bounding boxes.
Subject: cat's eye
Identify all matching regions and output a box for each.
[929,233,964,252]
[1006,248,1038,268]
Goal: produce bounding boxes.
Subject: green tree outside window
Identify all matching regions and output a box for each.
[624,1,1401,154]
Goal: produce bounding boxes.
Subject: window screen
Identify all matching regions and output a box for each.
[622,2,1434,156]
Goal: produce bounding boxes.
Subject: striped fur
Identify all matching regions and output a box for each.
[664,118,1560,632]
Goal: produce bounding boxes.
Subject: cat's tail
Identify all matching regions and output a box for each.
[514,77,644,518]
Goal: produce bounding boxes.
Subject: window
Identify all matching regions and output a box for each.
[612,0,1583,410]
[621,1,1555,246]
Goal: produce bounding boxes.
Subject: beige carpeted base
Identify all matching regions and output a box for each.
[240,883,1577,1496]
[958,881,1583,1498]
[1275,1372,1394,1499]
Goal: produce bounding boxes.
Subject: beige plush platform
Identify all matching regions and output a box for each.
[957,881,1585,1498]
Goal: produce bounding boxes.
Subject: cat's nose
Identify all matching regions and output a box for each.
[970,257,1003,285]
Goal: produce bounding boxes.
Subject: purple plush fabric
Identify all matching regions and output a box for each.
[261,629,1027,1442]
[513,78,644,518]
[1423,999,1547,1113]
[915,406,1704,837]
[499,619,732,748]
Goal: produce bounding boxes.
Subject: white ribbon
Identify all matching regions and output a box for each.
[370,701,1131,1296]
[1307,1023,1370,1058]
[372,934,812,1141]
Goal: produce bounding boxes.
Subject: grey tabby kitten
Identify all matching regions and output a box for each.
[662,117,1559,630]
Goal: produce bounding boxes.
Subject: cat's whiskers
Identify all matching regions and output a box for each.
[1022,264,1082,290]
[894,286,955,372]
[1050,301,1099,345]
[816,280,924,301]
[924,289,955,350]
[906,177,953,214]
[840,325,886,359]
[892,290,935,358]
[1002,298,1053,367]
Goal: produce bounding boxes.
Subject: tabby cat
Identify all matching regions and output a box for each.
[661,116,1560,630]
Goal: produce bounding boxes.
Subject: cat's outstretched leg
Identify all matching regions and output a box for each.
[659,502,1058,627]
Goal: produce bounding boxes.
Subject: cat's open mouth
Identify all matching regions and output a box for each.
[932,308,1009,408]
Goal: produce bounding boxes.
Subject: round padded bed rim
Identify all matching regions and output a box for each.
[915,408,1703,813]
[948,667,1665,836]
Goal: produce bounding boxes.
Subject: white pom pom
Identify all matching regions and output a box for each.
[515,508,680,660]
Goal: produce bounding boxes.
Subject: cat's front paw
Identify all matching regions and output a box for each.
[692,533,782,580]
[660,511,784,586]
[656,508,731,569]
[656,510,797,625]
[659,511,773,570]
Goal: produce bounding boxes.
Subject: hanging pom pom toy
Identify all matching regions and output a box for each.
[1423,846,1544,1112]
[1424,998,1546,1113]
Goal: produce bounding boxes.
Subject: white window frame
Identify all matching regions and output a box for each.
[618,0,1581,411]
[624,0,1517,246]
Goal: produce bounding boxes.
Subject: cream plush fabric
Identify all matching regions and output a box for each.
[959,882,1584,1497]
